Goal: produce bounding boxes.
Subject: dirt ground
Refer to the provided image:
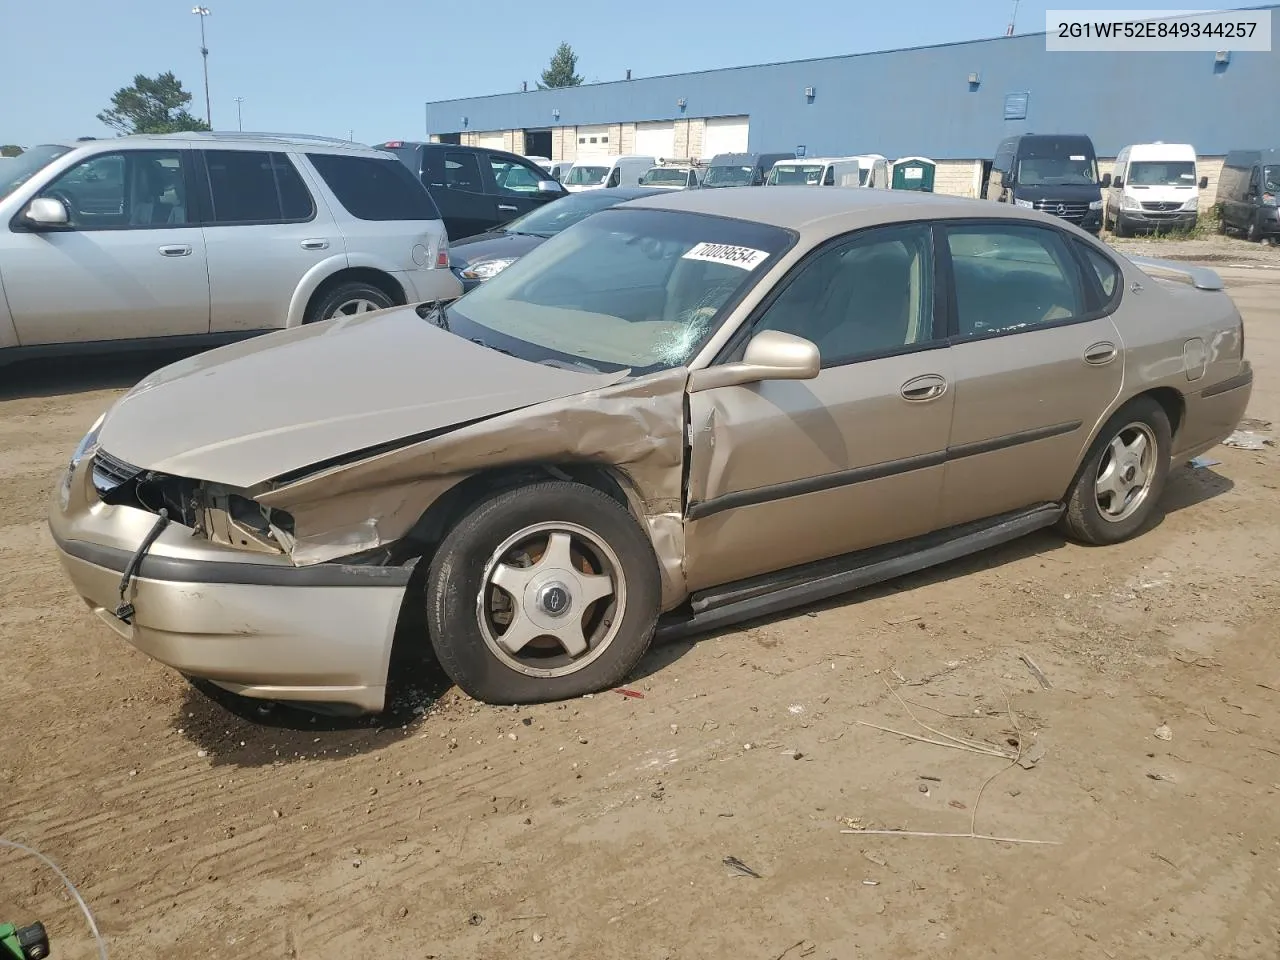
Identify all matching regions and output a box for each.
[2,236,1279,959]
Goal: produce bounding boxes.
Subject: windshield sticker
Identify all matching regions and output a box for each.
[682,242,769,271]
[1069,154,1086,161]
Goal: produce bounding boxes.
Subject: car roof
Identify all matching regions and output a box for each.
[51,132,387,156]
[622,185,1045,234]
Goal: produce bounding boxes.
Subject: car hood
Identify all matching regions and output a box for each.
[449,231,547,267]
[96,306,627,489]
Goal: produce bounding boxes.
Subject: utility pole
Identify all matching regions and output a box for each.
[192,6,212,125]
[234,96,245,131]
[1005,0,1020,36]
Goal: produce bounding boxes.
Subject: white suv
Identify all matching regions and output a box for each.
[0,133,460,363]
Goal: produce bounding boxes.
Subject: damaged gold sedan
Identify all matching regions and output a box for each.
[51,188,1251,711]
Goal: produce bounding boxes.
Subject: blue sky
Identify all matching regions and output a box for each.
[0,0,1245,147]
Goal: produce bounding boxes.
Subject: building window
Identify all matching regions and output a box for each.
[601,135,609,143]
[578,137,586,144]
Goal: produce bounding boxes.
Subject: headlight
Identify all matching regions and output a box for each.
[459,258,517,281]
[1181,198,1199,211]
[1013,198,1034,209]
[1120,195,1141,211]
[59,414,105,510]
[1088,199,1103,210]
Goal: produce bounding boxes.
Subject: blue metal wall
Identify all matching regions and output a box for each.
[423,14,1279,158]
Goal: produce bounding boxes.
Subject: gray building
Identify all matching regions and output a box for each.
[422,7,1279,202]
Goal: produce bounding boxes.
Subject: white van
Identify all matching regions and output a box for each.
[1104,143,1207,236]
[547,160,573,182]
[523,155,552,173]
[766,154,890,188]
[562,155,656,192]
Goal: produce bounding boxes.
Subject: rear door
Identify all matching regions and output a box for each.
[197,147,331,333]
[3,147,210,345]
[684,223,954,591]
[484,151,562,224]
[423,149,498,240]
[936,220,1124,528]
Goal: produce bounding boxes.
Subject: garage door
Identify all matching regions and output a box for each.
[575,124,613,158]
[701,116,749,159]
[476,131,505,150]
[635,121,675,160]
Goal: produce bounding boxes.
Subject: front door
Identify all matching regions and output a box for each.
[937,220,1124,528]
[684,223,954,592]
[2,148,210,346]
[484,152,562,225]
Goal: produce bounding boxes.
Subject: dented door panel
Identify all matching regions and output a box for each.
[682,351,954,592]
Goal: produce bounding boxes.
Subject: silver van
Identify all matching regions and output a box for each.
[0,133,460,363]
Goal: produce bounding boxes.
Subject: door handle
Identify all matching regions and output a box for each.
[1084,341,1118,365]
[300,238,329,250]
[900,374,948,402]
[497,204,518,213]
[158,244,191,257]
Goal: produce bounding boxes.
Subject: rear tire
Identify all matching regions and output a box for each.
[1059,397,1171,546]
[425,482,661,705]
[305,281,395,323]
[1246,218,1262,243]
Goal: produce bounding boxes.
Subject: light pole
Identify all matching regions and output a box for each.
[191,6,212,126]
[234,96,245,131]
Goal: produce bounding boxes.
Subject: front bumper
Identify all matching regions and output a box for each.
[49,459,411,714]
[1118,209,1198,231]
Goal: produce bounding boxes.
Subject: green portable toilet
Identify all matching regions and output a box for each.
[891,156,936,192]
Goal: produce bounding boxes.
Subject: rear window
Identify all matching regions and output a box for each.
[306,153,441,222]
[203,150,315,224]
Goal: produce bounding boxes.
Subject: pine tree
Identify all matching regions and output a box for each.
[538,43,584,89]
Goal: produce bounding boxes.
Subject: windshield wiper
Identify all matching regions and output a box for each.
[469,337,514,357]
[538,357,602,373]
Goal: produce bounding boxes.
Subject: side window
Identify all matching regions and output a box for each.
[822,166,835,186]
[41,151,189,229]
[444,152,483,192]
[488,155,543,195]
[752,224,935,367]
[306,153,440,221]
[1249,165,1262,192]
[605,166,621,188]
[1076,241,1120,302]
[203,150,314,224]
[945,223,1085,337]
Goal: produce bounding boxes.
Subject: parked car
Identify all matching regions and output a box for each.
[524,155,552,173]
[0,133,460,365]
[50,188,1251,712]
[766,155,889,188]
[1103,143,1206,236]
[988,134,1103,234]
[377,141,567,240]
[562,156,655,192]
[450,186,666,290]
[547,161,573,182]
[1215,148,1280,243]
[639,164,701,190]
[701,152,794,188]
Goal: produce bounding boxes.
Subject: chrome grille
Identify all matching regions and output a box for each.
[1141,201,1183,212]
[1031,199,1089,224]
[91,450,142,496]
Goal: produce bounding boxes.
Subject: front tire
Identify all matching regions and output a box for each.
[305,281,394,323]
[425,482,661,705]
[1060,397,1171,545]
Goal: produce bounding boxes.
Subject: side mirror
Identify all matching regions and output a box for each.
[687,330,821,393]
[1199,176,1209,189]
[1101,173,1112,188]
[23,197,70,229]
[1112,177,1124,189]
[536,180,563,195]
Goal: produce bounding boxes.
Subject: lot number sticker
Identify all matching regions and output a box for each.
[683,242,769,270]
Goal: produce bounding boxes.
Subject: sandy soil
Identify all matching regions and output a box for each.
[1,250,1278,959]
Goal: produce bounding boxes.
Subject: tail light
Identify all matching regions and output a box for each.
[435,235,449,268]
